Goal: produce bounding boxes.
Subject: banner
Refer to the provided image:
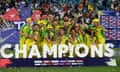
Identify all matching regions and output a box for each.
[0,57,116,68]
[2,7,21,21]
[0,16,119,68]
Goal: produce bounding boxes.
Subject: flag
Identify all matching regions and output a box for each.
[108,29,116,40]
[100,15,120,47]
[32,10,41,21]
[117,16,120,40]
[2,7,20,21]
[109,16,116,28]
[100,15,118,40]
[20,3,32,21]
[117,29,120,40]
[103,10,116,15]
[117,16,120,28]
[100,16,109,28]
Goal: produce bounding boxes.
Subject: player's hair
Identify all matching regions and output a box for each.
[84,29,91,35]
[32,24,39,28]
[60,27,65,31]
[70,27,75,31]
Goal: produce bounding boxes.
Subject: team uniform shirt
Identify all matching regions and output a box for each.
[51,24,61,41]
[78,34,84,43]
[20,24,31,49]
[94,26,105,44]
[42,30,54,48]
[57,35,68,44]
[69,36,79,46]
[25,29,40,50]
[83,33,91,48]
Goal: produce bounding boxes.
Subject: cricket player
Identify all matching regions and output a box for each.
[69,27,80,46]
[20,18,32,50]
[83,29,91,48]
[78,28,84,44]
[52,19,60,42]
[88,24,97,45]
[57,28,68,44]
[25,24,40,51]
[92,19,106,44]
[42,24,54,48]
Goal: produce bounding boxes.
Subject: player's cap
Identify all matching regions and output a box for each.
[26,17,32,22]
[92,18,99,23]
[37,20,47,25]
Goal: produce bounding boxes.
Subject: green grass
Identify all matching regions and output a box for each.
[0,49,120,72]
[0,66,120,72]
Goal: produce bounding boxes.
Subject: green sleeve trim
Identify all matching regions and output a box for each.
[27,29,32,35]
[101,26,105,38]
[21,24,26,32]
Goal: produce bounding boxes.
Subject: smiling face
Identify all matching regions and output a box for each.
[60,28,65,36]
[53,20,58,26]
[64,16,69,21]
[75,24,80,33]
[27,19,32,26]
[71,29,76,36]
[33,25,39,31]
[94,22,100,27]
